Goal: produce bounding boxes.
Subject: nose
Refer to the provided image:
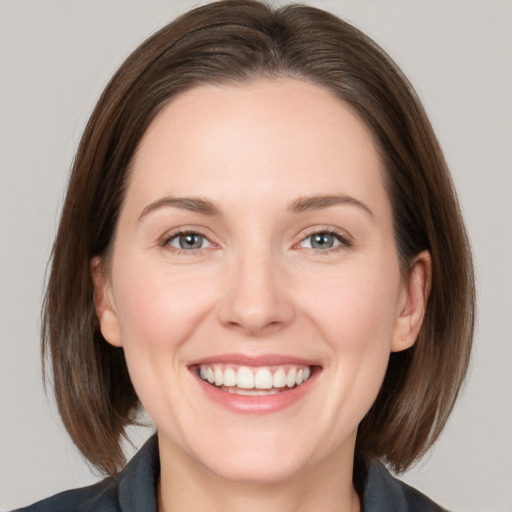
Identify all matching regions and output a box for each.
[216,248,295,337]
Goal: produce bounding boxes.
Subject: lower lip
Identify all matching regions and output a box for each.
[193,370,319,414]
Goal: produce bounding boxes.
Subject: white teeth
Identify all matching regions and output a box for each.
[254,368,273,389]
[237,366,255,389]
[230,388,280,396]
[198,364,313,391]
[214,366,223,386]
[286,367,297,388]
[273,368,286,388]
[223,367,237,387]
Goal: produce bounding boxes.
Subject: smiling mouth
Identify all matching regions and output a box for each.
[194,364,314,396]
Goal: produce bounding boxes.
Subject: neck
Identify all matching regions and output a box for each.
[157,437,361,512]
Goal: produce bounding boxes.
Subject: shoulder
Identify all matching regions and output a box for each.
[12,476,120,512]
[363,459,449,512]
[12,435,160,512]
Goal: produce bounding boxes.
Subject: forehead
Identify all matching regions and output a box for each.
[127,78,388,215]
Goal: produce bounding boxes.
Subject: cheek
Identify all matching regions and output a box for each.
[116,277,178,350]
[111,262,221,380]
[303,259,401,347]
[299,258,401,407]
[111,266,216,417]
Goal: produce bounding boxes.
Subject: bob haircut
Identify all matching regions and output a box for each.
[43,0,475,476]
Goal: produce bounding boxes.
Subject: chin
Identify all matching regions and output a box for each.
[193,424,327,485]
[202,450,308,485]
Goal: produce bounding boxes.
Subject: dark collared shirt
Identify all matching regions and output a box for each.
[15,435,447,511]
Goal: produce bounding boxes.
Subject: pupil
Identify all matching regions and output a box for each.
[312,233,333,249]
[180,234,202,249]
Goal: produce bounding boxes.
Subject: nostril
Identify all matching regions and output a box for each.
[215,264,295,334]
[224,318,287,337]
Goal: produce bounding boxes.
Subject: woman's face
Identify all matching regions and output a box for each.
[94,78,428,484]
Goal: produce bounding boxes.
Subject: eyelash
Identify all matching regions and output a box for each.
[160,229,216,255]
[295,228,353,253]
[160,227,352,255]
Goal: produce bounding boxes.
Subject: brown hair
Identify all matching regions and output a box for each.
[43,0,475,475]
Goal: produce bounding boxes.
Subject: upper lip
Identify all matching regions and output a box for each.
[188,353,321,368]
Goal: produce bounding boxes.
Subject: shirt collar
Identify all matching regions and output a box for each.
[115,434,439,512]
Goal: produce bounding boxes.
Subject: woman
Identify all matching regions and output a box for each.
[15,1,474,510]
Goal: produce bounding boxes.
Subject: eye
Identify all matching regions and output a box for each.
[165,232,212,250]
[298,230,351,250]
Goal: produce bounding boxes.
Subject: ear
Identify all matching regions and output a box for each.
[391,250,432,353]
[90,257,122,347]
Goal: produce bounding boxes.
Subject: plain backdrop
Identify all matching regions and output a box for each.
[1,1,511,510]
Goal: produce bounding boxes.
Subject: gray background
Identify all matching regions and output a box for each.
[1,1,511,510]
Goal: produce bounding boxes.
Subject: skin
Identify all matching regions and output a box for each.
[92,78,431,512]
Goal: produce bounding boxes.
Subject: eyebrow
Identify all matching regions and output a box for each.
[138,193,374,221]
[138,196,222,221]
[288,194,374,218]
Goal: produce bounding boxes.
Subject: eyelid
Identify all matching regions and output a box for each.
[159,226,219,253]
[157,225,352,254]
[167,233,212,250]
[293,226,353,251]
